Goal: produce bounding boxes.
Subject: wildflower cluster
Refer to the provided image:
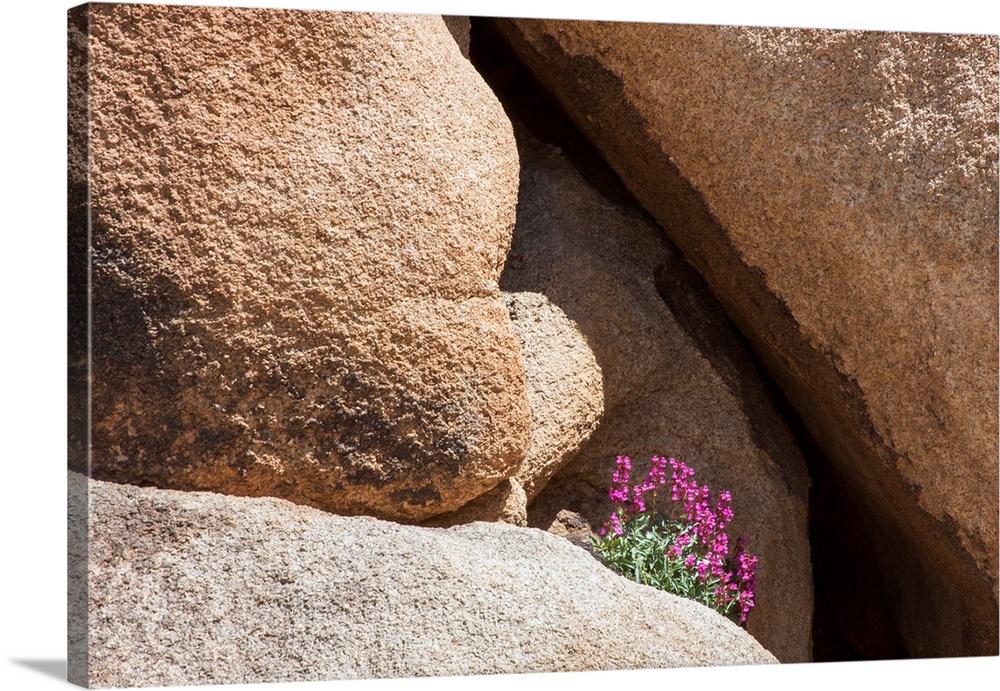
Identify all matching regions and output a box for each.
[591,454,758,625]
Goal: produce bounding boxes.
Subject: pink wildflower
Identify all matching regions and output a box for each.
[631,484,647,513]
[596,454,759,625]
[610,511,623,536]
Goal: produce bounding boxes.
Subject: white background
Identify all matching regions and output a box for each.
[3,1,998,690]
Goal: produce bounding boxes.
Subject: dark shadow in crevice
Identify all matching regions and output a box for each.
[741,341,909,660]
[470,18,639,212]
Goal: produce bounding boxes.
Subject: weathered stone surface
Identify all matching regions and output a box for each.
[502,133,812,662]
[430,288,604,523]
[421,476,528,527]
[75,471,776,687]
[77,4,531,522]
[443,15,471,59]
[497,20,999,656]
[502,291,605,499]
[541,508,597,554]
[67,6,90,478]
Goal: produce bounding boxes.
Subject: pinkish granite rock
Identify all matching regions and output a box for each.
[76,4,531,522]
[498,19,998,656]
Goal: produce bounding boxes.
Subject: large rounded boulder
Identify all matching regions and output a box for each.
[73,472,776,687]
[79,4,531,521]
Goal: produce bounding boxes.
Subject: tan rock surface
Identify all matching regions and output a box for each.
[426,289,604,525]
[421,476,528,527]
[502,290,605,499]
[499,20,999,655]
[503,134,813,662]
[75,4,531,522]
[74,471,776,687]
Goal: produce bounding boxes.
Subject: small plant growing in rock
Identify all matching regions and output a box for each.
[591,454,758,625]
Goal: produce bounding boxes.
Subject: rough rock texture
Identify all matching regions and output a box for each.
[67,6,90,477]
[421,477,528,527]
[502,291,605,499]
[443,15,471,58]
[497,20,999,656]
[542,508,597,554]
[501,132,812,663]
[75,4,532,522]
[428,289,604,524]
[73,472,776,687]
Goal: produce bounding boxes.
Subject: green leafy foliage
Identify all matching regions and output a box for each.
[590,455,758,625]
